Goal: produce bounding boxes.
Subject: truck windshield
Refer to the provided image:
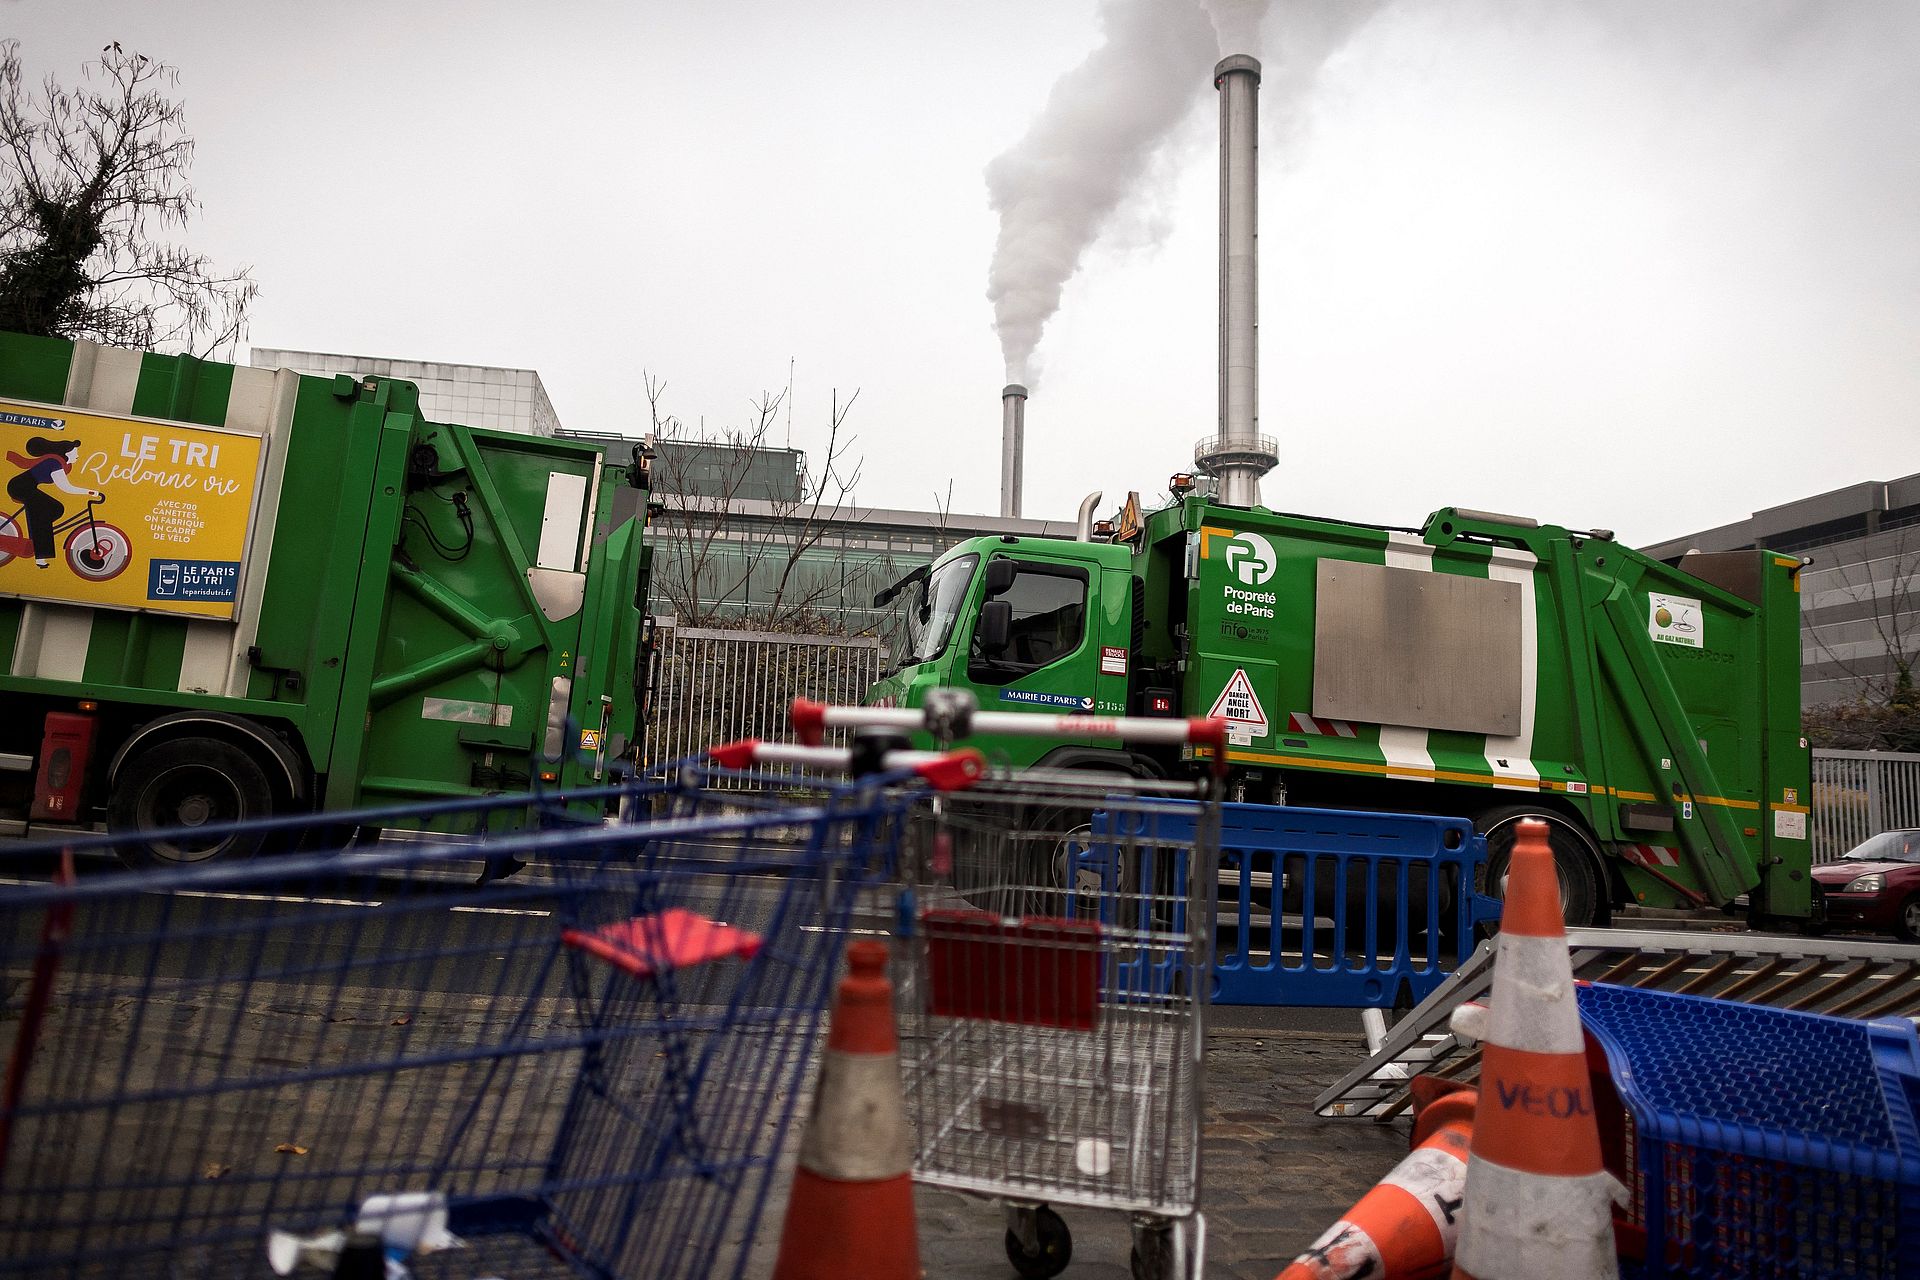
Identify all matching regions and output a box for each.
[900,553,978,668]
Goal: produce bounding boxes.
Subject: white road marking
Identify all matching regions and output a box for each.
[174,888,381,907]
[0,874,551,916]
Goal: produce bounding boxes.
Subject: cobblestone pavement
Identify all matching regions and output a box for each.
[916,1026,1408,1279]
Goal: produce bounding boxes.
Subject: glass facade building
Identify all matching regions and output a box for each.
[1644,472,1920,707]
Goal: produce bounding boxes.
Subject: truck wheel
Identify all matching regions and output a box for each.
[1023,798,1149,923]
[109,737,275,868]
[1474,806,1603,928]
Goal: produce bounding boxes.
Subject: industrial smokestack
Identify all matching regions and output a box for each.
[1198,54,1277,509]
[1000,383,1028,517]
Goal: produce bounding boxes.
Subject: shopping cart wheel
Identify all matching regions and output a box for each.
[1129,1219,1179,1280]
[1003,1204,1071,1279]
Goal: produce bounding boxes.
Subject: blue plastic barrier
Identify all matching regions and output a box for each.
[1074,808,1194,999]
[1578,983,1920,1279]
[1083,801,1500,1009]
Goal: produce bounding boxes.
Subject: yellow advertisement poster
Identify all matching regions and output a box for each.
[0,400,264,620]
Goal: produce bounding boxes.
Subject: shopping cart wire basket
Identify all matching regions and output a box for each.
[900,769,1222,1280]
[0,767,924,1280]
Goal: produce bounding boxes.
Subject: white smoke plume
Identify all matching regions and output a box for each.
[1204,0,1272,52]
[984,0,1221,387]
[983,1,1392,387]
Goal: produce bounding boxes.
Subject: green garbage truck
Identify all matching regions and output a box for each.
[0,333,652,864]
[865,489,1813,927]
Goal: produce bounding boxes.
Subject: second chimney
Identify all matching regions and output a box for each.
[1000,383,1028,517]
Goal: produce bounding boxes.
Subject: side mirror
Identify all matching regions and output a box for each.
[984,558,1016,598]
[625,445,653,491]
[978,599,1012,656]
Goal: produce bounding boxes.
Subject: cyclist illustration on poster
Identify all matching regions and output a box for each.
[6,435,105,568]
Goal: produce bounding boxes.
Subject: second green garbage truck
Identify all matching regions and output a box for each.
[0,333,653,864]
[865,486,1813,927]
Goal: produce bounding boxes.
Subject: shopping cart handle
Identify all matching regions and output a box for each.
[707,738,987,791]
[790,697,924,747]
[791,697,1231,760]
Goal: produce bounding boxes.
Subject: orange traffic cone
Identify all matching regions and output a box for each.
[1449,820,1622,1280]
[1275,1075,1477,1280]
[771,940,919,1280]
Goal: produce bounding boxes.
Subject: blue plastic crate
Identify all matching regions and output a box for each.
[1577,983,1920,1280]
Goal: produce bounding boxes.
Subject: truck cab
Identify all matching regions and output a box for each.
[867,537,1147,772]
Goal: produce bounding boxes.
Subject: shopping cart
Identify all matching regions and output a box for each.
[792,693,1227,1280]
[0,751,969,1280]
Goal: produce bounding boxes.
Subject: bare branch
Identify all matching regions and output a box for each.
[1804,526,1920,706]
[645,373,874,634]
[0,41,254,354]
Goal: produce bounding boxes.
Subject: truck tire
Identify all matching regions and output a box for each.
[1022,795,1160,924]
[109,736,275,869]
[1474,805,1604,928]
[956,793,1138,920]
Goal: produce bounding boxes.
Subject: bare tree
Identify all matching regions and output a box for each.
[1804,526,1920,751]
[1806,528,1920,705]
[644,372,880,634]
[762,387,864,620]
[0,42,256,355]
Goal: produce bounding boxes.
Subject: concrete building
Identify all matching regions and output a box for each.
[1643,473,1920,707]
[249,347,562,437]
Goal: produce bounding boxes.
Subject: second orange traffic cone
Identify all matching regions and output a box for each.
[1449,820,1621,1280]
[771,940,919,1280]
[1275,1075,1476,1280]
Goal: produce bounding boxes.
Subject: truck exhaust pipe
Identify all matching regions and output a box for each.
[1075,490,1104,541]
[1000,383,1028,518]
[1197,54,1277,509]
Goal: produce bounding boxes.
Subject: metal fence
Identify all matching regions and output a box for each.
[643,624,888,765]
[1811,748,1920,862]
[641,640,1918,862]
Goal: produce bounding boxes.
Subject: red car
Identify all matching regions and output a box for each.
[1813,828,1920,942]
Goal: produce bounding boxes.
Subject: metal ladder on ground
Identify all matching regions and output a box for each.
[1315,927,1920,1120]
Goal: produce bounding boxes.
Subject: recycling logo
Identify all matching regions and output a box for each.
[1224,532,1276,587]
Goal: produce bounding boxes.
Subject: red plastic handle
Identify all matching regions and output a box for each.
[913,747,987,792]
[707,739,761,769]
[1188,716,1228,751]
[790,698,827,747]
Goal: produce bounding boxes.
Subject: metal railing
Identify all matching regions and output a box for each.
[644,624,887,767]
[1812,747,1920,861]
[640,641,1918,861]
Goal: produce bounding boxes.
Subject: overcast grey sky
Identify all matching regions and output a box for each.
[9,1,1918,544]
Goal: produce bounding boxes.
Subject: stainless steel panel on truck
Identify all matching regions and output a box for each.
[1312,558,1521,736]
